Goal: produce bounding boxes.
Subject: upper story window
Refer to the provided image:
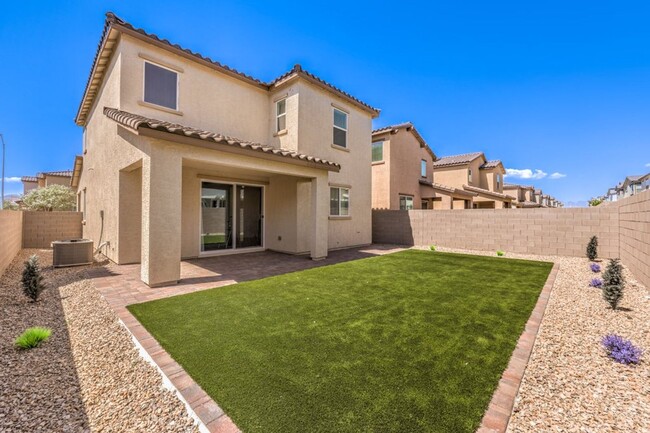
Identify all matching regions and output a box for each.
[144,61,178,110]
[468,168,473,184]
[330,187,350,216]
[276,99,287,132]
[496,174,501,189]
[371,141,383,162]
[421,160,427,178]
[333,108,348,148]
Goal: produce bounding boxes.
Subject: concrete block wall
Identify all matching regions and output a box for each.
[0,211,24,276]
[22,211,83,249]
[618,189,650,288]
[373,206,620,258]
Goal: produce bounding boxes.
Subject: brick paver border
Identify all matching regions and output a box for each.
[477,262,560,433]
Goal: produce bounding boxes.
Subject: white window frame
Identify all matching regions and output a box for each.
[143,60,179,111]
[468,168,473,184]
[330,187,350,217]
[276,98,287,132]
[496,173,501,189]
[332,107,348,148]
[399,195,414,210]
[421,159,427,178]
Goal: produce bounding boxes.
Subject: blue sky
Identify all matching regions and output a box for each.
[1,1,649,203]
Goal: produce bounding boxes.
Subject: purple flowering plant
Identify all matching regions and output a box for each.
[601,334,643,365]
[590,263,601,273]
[589,278,603,288]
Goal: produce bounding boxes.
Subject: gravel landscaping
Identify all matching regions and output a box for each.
[0,249,199,433]
[421,246,649,432]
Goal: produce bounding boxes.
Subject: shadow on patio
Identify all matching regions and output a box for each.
[88,244,404,308]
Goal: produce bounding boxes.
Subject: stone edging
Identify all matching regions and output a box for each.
[116,308,241,433]
[477,262,560,433]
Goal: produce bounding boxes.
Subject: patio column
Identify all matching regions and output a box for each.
[310,173,329,260]
[141,148,182,287]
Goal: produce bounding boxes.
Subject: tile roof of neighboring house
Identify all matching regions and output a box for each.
[104,107,340,171]
[76,13,379,125]
[21,176,38,182]
[431,152,484,168]
[479,160,502,169]
[419,179,477,197]
[39,170,73,178]
[503,183,534,190]
[372,122,436,159]
[463,184,513,201]
[534,189,542,194]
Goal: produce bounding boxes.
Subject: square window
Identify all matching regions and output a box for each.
[144,62,178,110]
[399,195,414,210]
[330,187,350,216]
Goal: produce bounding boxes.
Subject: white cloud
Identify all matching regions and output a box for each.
[549,172,567,179]
[505,168,548,180]
[3,177,21,183]
[645,163,650,167]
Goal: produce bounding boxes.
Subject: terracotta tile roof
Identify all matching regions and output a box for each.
[40,170,73,177]
[503,183,535,190]
[462,185,513,201]
[270,64,380,116]
[21,176,38,182]
[372,122,436,159]
[419,179,477,197]
[479,160,502,169]
[520,201,542,208]
[104,107,340,171]
[432,152,484,168]
[77,13,379,125]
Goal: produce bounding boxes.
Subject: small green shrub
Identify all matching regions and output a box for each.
[15,327,52,349]
[429,245,436,251]
[496,250,505,257]
[586,236,598,261]
[22,255,46,302]
[602,258,625,310]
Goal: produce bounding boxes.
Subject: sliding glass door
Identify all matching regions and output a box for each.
[201,181,263,253]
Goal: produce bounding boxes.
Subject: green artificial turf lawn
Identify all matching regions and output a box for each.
[128,250,552,433]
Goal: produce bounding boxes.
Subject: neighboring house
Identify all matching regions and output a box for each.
[534,189,543,205]
[370,123,476,210]
[432,152,512,209]
[21,170,74,194]
[503,183,540,208]
[73,13,379,287]
[621,174,650,198]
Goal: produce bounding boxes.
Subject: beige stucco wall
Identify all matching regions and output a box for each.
[0,210,23,276]
[22,181,38,194]
[44,175,72,188]
[371,129,435,210]
[479,165,505,193]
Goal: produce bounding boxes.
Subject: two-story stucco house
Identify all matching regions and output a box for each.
[431,152,512,209]
[369,123,477,210]
[73,13,379,286]
[503,183,540,208]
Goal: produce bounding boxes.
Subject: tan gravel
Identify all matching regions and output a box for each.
[416,246,649,432]
[0,249,199,433]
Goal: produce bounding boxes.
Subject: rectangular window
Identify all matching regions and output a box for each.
[421,160,427,178]
[276,99,287,132]
[371,141,383,162]
[333,108,348,148]
[144,61,178,110]
[399,195,414,210]
[496,174,501,189]
[468,168,472,184]
[330,187,350,216]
